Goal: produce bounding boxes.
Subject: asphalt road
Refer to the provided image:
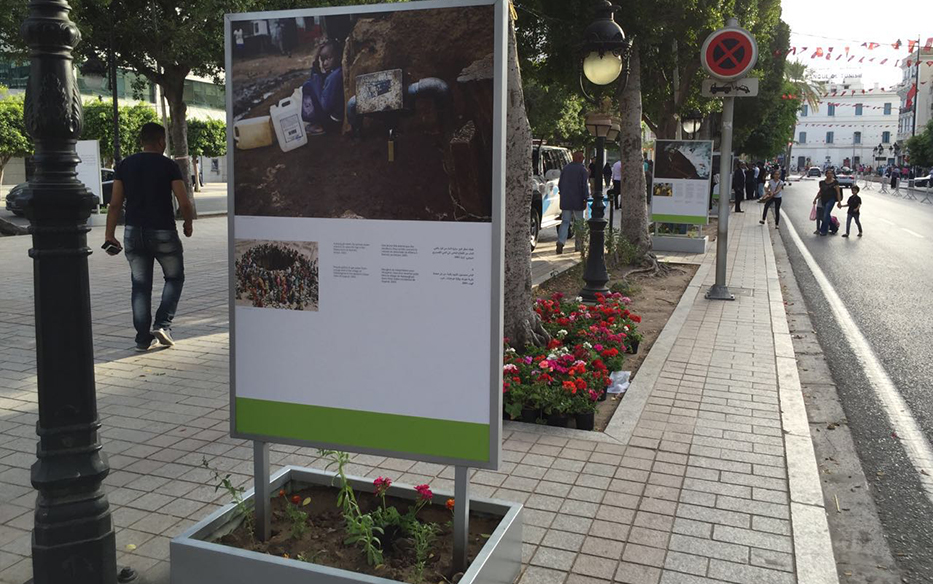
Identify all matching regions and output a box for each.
[777,176,933,579]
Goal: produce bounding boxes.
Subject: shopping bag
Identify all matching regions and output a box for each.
[809,205,818,221]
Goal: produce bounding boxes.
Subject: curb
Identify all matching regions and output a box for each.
[602,261,712,444]
[761,220,840,584]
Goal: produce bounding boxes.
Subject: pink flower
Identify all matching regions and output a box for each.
[414,484,433,501]
[374,476,392,495]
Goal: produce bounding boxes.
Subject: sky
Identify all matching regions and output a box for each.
[780,0,930,89]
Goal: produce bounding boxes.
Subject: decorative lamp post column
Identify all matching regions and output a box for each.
[21,1,123,583]
[578,0,632,302]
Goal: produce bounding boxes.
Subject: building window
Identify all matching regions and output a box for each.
[882,131,891,143]
[828,104,835,116]
[855,103,862,116]
[854,131,861,144]
[799,132,807,144]
[801,104,808,117]
[826,132,834,144]
[854,156,860,166]
[884,102,892,115]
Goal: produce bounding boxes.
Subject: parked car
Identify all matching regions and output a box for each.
[530,144,571,250]
[5,168,113,217]
[914,174,932,188]
[807,167,821,177]
[835,167,855,188]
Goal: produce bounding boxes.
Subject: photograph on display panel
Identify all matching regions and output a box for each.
[654,140,714,180]
[235,239,319,311]
[230,4,495,222]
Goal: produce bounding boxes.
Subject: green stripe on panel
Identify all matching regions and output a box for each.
[650,214,709,225]
[236,397,489,462]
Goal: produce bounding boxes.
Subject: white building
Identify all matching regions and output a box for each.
[896,47,933,151]
[791,76,899,171]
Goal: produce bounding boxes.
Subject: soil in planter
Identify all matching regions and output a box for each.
[217,485,501,583]
[535,259,699,431]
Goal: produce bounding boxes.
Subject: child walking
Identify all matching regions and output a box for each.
[760,169,785,227]
[841,185,862,237]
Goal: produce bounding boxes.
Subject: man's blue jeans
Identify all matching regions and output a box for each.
[819,201,836,235]
[558,209,585,246]
[123,226,185,346]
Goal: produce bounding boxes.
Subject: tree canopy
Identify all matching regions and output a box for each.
[906,119,933,169]
[81,101,159,165]
[187,118,227,158]
[0,92,32,179]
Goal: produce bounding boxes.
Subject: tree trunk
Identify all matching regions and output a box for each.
[163,73,198,217]
[502,16,547,348]
[616,45,651,257]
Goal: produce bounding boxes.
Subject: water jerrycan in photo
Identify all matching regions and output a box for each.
[233,116,275,150]
[270,89,308,152]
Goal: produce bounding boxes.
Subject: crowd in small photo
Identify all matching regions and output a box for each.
[235,241,320,311]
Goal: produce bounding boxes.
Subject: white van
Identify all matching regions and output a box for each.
[530,144,571,250]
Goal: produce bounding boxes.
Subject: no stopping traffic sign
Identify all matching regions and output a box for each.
[701,26,757,81]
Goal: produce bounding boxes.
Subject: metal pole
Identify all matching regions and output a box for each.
[580,135,610,301]
[253,441,271,542]
[706,95,735,301]
[453,466,471,574]
[109,24,120,164]
[21,1,119,582]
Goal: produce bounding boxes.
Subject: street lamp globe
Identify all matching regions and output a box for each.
[583,52,623,85]
[581,0,629,87]
[681,110,703,136]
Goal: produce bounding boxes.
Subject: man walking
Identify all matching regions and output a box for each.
[104,123,194,351]
[556,151,589,255]
[732,161,746,213]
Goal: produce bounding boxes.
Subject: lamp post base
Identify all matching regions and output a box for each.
[705,284,735,301]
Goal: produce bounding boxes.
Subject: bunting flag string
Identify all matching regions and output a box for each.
[782,38,933,67]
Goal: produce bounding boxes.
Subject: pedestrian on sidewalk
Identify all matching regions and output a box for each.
[760,169,785,227]
[104,122,195,351]
[756,162,766,199]
[841,184,863,237]
[611,158,623,207]
[556,151,589,255]
[817,168,843,236]
[733,161,746,213]
[745,162,757,201]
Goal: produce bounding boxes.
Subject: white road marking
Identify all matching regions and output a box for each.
[782,210,933,505]
[902,228,925,239]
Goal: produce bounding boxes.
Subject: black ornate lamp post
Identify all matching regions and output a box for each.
[21,1,121,583]
[578,0,632,302]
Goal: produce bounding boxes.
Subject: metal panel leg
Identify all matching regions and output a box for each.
[453,466,471,574]
[253,441,271,541]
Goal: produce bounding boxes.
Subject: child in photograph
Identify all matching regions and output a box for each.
[301,39,344,136]
[841,185,862,237]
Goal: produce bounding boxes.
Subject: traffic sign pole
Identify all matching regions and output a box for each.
[706,93,735,301]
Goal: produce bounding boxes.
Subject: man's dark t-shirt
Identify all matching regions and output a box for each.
[846,194,861,215]
[115,152,182,230]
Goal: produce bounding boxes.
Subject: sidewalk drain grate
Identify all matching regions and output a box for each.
[704,286,755,297]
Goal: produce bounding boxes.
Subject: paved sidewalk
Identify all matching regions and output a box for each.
[0,212,835,584]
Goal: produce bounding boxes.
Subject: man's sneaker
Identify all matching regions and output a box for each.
[152,328,175,347]
[135,339,156,352]
[556,243,564,255]
[842,234,849,238]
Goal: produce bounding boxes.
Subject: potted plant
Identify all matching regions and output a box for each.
[172,453,523,584]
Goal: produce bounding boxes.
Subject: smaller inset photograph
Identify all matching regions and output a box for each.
[235,240,319,311]
[654,140,713,180]
[653,182,674,198]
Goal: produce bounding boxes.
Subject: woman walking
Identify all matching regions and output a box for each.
[817,169,843,236]
[760,169,785,227]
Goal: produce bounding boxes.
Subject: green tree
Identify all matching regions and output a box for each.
[0,91,32,185]
[81,101,158,166]
[905,120,933,169]
[784,60,824,112]
[524,79,588,148]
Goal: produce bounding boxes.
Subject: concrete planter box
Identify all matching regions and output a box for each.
[171,466,523,584]
[651,234,708,254]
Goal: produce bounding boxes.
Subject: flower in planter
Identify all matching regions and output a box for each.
[414,484,433,501]
[446,498,455,512]
[373,476,392,496]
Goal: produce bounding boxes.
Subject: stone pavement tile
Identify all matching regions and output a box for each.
[749,548,793,572]
[581,535,625,559]
[664,551,709,577]
[531,546,578,571]
[519,566,568,584]
[627,527,670,549]
[560,500,600,518]
[707,558,794,584]
[551,515,593,534]
[524,525,547,545]
[572,554,619,579]
[588,520,631,542]
[614,561,661,584]
[668,534,748,564]
[540,530,586,552]
[0,557,32,584]
[621,543,666,568]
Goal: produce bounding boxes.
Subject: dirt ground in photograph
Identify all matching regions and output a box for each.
[535,259,699,431]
